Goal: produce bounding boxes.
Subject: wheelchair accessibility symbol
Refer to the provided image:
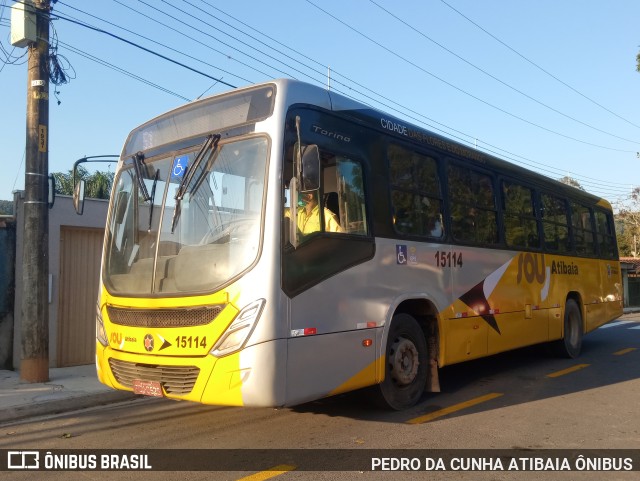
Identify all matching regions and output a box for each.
[396,245,408,265]
[172,155,188,179]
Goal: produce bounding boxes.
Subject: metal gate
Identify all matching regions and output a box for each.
[57,226,104,366]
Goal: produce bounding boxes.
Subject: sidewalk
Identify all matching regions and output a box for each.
[0,364,134,424]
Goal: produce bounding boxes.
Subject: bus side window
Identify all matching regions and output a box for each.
[595,209,617,259]
[571,202,595,255]
[448,164,497,244]
[540,193,569,253]
[502,180,539,249]
[388,144,443,238]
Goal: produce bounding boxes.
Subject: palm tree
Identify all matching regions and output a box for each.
[86,170,114,199]
[52,167,114,200]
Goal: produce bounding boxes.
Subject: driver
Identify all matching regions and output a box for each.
[293,191,342,235]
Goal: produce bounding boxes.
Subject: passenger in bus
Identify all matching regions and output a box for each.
[296,191,342,234]
[429,217,443,237]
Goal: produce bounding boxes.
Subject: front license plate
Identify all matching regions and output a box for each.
[132,379,164,397]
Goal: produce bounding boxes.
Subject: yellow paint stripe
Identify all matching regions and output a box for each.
[406,392,503,425]
[614,348,637,356]
[547,364,590,378]
[236,465,296,481]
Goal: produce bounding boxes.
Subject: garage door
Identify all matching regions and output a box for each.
[57,226,104,366]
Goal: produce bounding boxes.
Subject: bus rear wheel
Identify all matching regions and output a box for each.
[374,314,428,410]
[553,299,583,359]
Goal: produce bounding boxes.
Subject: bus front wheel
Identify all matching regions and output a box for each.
[375,314,428,410]
[553,299,583,359]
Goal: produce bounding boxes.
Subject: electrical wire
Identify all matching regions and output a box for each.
[146,0,310,81]
[438,0,640,131]
[56,0,255,86]
[49,9,237,88]
[58,39,191,102]
[5,1,636,201]
[305,0,636,155]
[368,0,640,146]
[137,0,636,196]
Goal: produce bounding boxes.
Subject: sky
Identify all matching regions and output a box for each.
[1,0,639,206]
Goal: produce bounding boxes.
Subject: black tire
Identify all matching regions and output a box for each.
[374,314,428,410]
[553,299,583,359]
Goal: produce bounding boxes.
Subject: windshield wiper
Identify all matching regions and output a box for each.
[131,151,151,202]
[171,134,221,233]
[131,151,159,232]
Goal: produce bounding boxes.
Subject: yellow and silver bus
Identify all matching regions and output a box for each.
[82,79,622,410]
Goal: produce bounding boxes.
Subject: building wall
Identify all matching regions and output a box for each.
[13,192,108,368]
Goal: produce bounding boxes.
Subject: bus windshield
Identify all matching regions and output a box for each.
[104,135,269,296]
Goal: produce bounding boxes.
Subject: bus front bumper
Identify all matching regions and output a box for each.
[95,338,286,407]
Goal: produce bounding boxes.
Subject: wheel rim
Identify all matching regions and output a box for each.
[389,336,419,386]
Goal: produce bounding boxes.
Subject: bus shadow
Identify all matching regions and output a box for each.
[291,324,640,423]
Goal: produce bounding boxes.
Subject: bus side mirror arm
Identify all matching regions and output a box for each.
[71,155,119,215]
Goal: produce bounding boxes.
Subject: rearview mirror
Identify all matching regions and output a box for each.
[73,179,85,215]
[300,145,320,192]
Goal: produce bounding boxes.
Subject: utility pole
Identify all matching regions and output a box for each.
[20,0,50,382]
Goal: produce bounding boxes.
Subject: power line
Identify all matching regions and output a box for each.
[191,1,635,199]
[111,0,278,83]
[6,2,633,200]
[49,9,237,88]
[368,0,640,146]
[161,1,636,194]
[438,0,640,131]
[57,0,256,86]
[58,39,191,102]
[150,0,316,82]
[304,0,636,155]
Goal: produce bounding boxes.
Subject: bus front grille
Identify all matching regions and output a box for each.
[108,359,200,395]
[107,305,224,328]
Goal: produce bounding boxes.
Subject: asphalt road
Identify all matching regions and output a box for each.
[2,315,640,481]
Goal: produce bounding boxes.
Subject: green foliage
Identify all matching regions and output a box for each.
[558,176,585,191]
[0,200,13,215]
[53,167,114,200]
[615,186,640,257]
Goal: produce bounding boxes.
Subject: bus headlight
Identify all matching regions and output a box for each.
[96,304,108,347]
[211,299,265,357]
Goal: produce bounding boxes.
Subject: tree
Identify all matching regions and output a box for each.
[52,167,114,199]
[615,187,640,257]
[637,50,640,72]
[559,176,585,191]
[0,200,13,215]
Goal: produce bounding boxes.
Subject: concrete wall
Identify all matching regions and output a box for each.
[13,192,108,369]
